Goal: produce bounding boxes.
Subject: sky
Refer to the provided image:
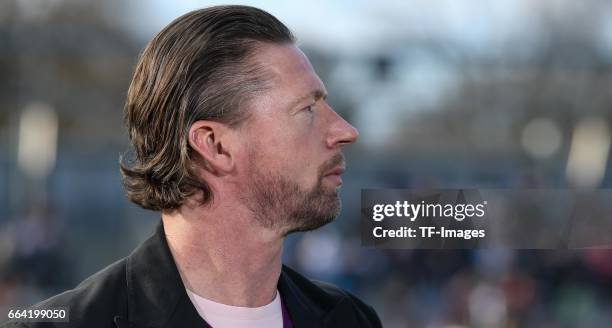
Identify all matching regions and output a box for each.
[116,0,551,55]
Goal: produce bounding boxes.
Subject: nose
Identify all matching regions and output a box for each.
[326,107,359,148]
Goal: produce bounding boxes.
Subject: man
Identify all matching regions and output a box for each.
[4,5,381,328]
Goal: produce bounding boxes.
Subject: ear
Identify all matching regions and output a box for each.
[188,120,235,175]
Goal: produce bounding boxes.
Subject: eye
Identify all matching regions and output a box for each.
[304,104,314,113]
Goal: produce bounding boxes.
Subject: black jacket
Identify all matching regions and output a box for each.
[4,222,382,327]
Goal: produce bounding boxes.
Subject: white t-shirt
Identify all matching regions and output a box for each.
[185,288,283,328]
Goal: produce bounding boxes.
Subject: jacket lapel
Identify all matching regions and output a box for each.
[279,266,373,328]
[125,221,206,328]
[321,298,364,327]
[278,269,325,327]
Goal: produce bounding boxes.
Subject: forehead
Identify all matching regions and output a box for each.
[253,44,325,97]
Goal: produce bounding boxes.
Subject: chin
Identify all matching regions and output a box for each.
[284,197,341,235]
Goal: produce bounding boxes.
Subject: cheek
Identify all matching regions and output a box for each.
[266,138,320,183]
[244,113,325,177]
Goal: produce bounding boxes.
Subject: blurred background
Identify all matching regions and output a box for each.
[3,0,612,326]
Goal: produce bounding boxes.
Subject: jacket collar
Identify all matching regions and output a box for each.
[126,221,205,328]
[278,266,364,327]
[277,268,325,327]
[124,220,355,328]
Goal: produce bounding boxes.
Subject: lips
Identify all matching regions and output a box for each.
[324,166,345,177]
[323,166,345,186]
[320,153,346,186]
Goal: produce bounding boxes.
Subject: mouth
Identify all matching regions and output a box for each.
[323,166,346,185]
[324,166,345,176]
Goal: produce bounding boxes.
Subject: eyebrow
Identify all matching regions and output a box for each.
[290,89,328,109]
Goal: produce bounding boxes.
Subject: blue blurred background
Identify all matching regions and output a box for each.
[3,0,612,326]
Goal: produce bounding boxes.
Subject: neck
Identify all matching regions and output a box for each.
[162,196,284,307]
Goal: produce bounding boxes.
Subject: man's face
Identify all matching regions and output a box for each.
[237,44,359,235]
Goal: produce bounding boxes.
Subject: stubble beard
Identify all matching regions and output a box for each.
[242,152,345,236]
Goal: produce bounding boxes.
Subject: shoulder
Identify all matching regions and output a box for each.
[281,265,382,327]
[2,258,128,328]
